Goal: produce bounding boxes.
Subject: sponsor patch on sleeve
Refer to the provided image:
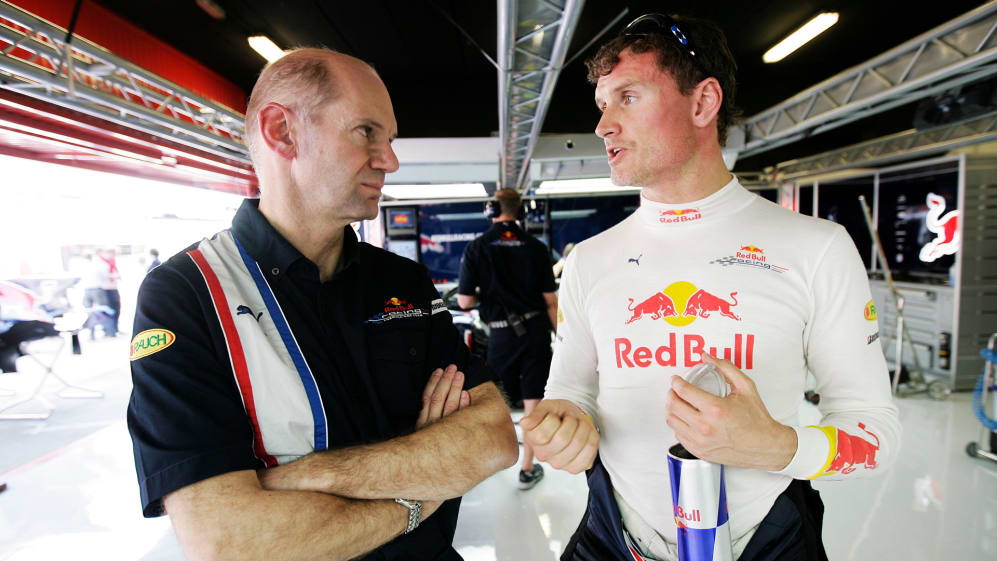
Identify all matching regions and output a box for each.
[864,300,877,321]
[808,423,881,478]
[557,308,565,324]
[431,298,447,315]
[130,329,176,361]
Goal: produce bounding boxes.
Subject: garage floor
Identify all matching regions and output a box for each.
[1,336,995,561]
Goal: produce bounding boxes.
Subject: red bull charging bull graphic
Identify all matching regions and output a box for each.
[620,281,755,370]
[918,192,960,263]
[811,423,881,477]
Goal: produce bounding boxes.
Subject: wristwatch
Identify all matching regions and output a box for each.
[394,498,423,534]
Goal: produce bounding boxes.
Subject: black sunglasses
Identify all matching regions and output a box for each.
[624,13,710,78]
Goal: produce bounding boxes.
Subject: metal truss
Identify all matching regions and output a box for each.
[741,1,997,160]
[772,111,997,180]
[0,1,249,164]
[498,0,584,191]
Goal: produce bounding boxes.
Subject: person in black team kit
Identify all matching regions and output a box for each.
[126,48,518,561]
[457,188,558,490]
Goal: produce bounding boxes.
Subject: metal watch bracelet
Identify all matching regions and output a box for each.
[394,498,422,534]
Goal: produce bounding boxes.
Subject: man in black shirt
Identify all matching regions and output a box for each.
[457,188,558,490]
[127,48,518,561]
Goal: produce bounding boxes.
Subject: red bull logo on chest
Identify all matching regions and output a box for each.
[619,281,755,370]
[626,281,740,326]
[736,245,765,262]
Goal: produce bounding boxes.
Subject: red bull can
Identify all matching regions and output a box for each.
[667,444,733,561]
[667,363,733,561]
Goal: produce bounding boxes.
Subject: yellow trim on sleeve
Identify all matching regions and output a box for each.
[807,425,838,480]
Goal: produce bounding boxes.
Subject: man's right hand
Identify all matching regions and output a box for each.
[416,364,470,429]
[520,399,599,474]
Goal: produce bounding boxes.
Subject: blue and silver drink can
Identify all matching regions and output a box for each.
[667,444,733,561]
[667,362,733,561]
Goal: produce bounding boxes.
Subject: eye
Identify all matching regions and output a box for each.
[623,95,637,104]
[358,125,372,138]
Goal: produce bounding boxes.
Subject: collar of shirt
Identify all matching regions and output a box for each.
[635,176,756,229]
[231,198,360,280]
[489,220,521,233]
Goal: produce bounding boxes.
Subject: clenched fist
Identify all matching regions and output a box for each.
[520,399,599,474]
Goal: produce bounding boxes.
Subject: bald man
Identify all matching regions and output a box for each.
[127,48,518,561]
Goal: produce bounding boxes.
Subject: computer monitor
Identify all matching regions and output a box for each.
[385,207,417,236]
[818,176,875,270]
[386,238,419,263]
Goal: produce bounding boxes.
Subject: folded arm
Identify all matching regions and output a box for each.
[259,380,518,500]
[165,469,443,561]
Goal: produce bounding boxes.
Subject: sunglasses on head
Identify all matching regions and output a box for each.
[623,13,710,78]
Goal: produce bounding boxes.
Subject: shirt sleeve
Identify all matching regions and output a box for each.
[127,262,260,517]
[543,249,601,427]
[418,265,491,390]
[457,242,479,296]
[774,226,902,481]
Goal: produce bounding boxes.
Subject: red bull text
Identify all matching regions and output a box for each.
[659,208,703,224]
[615,334,755,370]
[668,444,733,561]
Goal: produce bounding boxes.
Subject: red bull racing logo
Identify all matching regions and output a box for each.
[384,297,414,313]
[365,297,429,324]
[619,281,755,370]
[710,244,788,274]
[659,208,702,224]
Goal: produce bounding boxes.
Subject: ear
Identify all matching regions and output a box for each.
[258,102,297,160]
[691,77,723,131]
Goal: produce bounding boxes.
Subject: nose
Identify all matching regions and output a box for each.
[371,141,400,173]
[595,109,618,139]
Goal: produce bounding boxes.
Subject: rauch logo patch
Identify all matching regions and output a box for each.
[130,329,176,361]
[864,300,877,321]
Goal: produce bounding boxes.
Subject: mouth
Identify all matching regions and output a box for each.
[361,182,384,195]
[607,147,625,165]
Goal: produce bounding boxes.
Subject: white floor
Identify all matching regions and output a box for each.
[1,336,995,561]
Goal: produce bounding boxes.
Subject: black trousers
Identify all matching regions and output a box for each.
[562,457,828,561]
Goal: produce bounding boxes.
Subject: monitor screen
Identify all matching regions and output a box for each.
[798,184,814,216]
[550,194,639,260]
[386,208,416,234]
[877,161,959,281]
[386,238,419,263]
[417,201,487,284]
[817,176,875,270]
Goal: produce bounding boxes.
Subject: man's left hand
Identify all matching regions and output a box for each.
[416,364,471,429]
[666,354,796,471]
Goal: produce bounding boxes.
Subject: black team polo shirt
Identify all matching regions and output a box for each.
[127,199,490,561]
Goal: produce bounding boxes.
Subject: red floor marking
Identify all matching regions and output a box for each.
[0,427,106,479]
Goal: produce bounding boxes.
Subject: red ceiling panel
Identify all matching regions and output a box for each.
[5,0,247,113]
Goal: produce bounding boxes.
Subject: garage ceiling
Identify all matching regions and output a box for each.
[87,0,988,171]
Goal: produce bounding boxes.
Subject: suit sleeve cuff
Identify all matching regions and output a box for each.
[771,425,832,480]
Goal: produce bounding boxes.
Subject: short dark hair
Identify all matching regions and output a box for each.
[494,188,522,216]
[585,15,741,146]
[149,248,159,257]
